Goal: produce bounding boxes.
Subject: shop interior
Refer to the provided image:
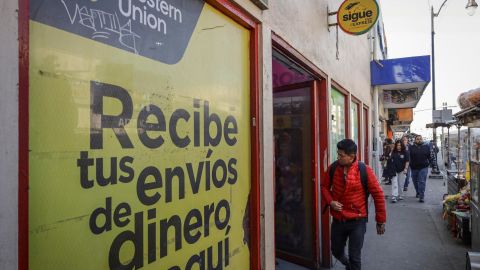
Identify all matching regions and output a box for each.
[272,49,317,269]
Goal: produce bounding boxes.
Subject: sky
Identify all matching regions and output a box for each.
[380,0,480,137]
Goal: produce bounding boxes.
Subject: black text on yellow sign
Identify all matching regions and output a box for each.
[79,81,240,269]
[337,0,379,35]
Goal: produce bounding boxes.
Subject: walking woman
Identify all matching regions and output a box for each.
[381,139,394,185]
[390,140,410,203]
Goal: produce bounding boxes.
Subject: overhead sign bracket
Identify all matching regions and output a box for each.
[327,6,338,32]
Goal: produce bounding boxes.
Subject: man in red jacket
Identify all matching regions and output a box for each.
[321,139,386,270]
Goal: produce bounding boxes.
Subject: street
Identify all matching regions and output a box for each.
[278,169,471,270]
[333,171,469,270]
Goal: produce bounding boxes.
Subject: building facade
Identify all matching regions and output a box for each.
[0,0,391,269]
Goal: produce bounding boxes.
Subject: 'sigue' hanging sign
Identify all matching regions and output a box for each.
[337,0,379,35]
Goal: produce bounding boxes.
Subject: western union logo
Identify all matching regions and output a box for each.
[337,0,379,35]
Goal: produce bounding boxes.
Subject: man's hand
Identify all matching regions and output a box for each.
[330,201,343,211]
[376,223,385,235]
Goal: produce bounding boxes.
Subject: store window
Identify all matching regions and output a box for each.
[330,88,347,162]
[273,51,312,88]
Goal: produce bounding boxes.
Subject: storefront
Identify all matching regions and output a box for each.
[1,1,387,269]
[17,1,261,269]
[271,36,328,268]
[444,104,480,248]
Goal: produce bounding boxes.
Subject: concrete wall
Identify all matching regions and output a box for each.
[0,1,380,269]
[233,1,377,268]
[0,0,19,269]
[236,0,374,106]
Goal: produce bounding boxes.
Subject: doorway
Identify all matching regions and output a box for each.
[272,49,324,269]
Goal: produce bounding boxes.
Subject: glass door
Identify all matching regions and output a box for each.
[273,81,320,268]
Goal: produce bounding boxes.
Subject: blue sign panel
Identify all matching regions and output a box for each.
[31,0,205,64]
[371,55,431,86]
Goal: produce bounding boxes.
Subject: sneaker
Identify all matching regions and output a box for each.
[385,181,392,185]
[416,193,419,198]
[403,187,408,192]
[391,196,397,203]
[398,196,404,201]
[419,198,425,203]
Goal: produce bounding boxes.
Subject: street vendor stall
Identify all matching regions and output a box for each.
[443,88,480,247]
[443,122,472,245]
[454,104,480,249]
[443,127,469,195]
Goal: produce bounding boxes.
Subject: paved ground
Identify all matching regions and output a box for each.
[276,147,472,270]
[277,168,471,270]
[329,169,470,270]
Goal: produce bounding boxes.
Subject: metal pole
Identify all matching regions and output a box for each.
[457,125,462,177]
[373,86,381,177]
[430,6,441,175]
[447,126,450,168]
[431,6,436,111]
[442,126,445,166]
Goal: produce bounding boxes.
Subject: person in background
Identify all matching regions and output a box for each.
[402,136,411,192]
[428,140,440,170]
[381,139,394,185]
[390,140,410,203]
[409,135,433,202]
[321,139,386,270]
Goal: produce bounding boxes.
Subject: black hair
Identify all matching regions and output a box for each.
[394,139,406,152]
[337,139,357,155]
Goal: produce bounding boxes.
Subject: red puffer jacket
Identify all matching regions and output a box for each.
[321,161,386,223]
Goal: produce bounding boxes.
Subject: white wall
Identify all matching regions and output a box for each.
[259,26,276,270]
[236,0,374,107]
[1,1,380,269]
[232,1,377,268]
[0,0,19,269]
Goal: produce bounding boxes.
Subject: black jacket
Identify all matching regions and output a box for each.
[392,150,410,173]
[383,154,396,177]
[409,143,431,170]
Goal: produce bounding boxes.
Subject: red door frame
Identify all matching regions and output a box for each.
[18,1,261,269]
[318,79,331,268]
[311,80,322,269]
[18,0,29,269]
[272,33,330,268]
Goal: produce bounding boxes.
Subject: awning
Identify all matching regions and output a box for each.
[371,55,431,109]
[454,105,480,127]
[390,125,410,133]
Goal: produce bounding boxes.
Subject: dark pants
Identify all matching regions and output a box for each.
[331,218,367,270]
[411,167,428,199]
[404,167,411,188]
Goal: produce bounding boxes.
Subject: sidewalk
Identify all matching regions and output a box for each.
[328,170,470,270]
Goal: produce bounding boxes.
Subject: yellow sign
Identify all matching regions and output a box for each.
[337,0,379,35]
[29,2,251,269]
